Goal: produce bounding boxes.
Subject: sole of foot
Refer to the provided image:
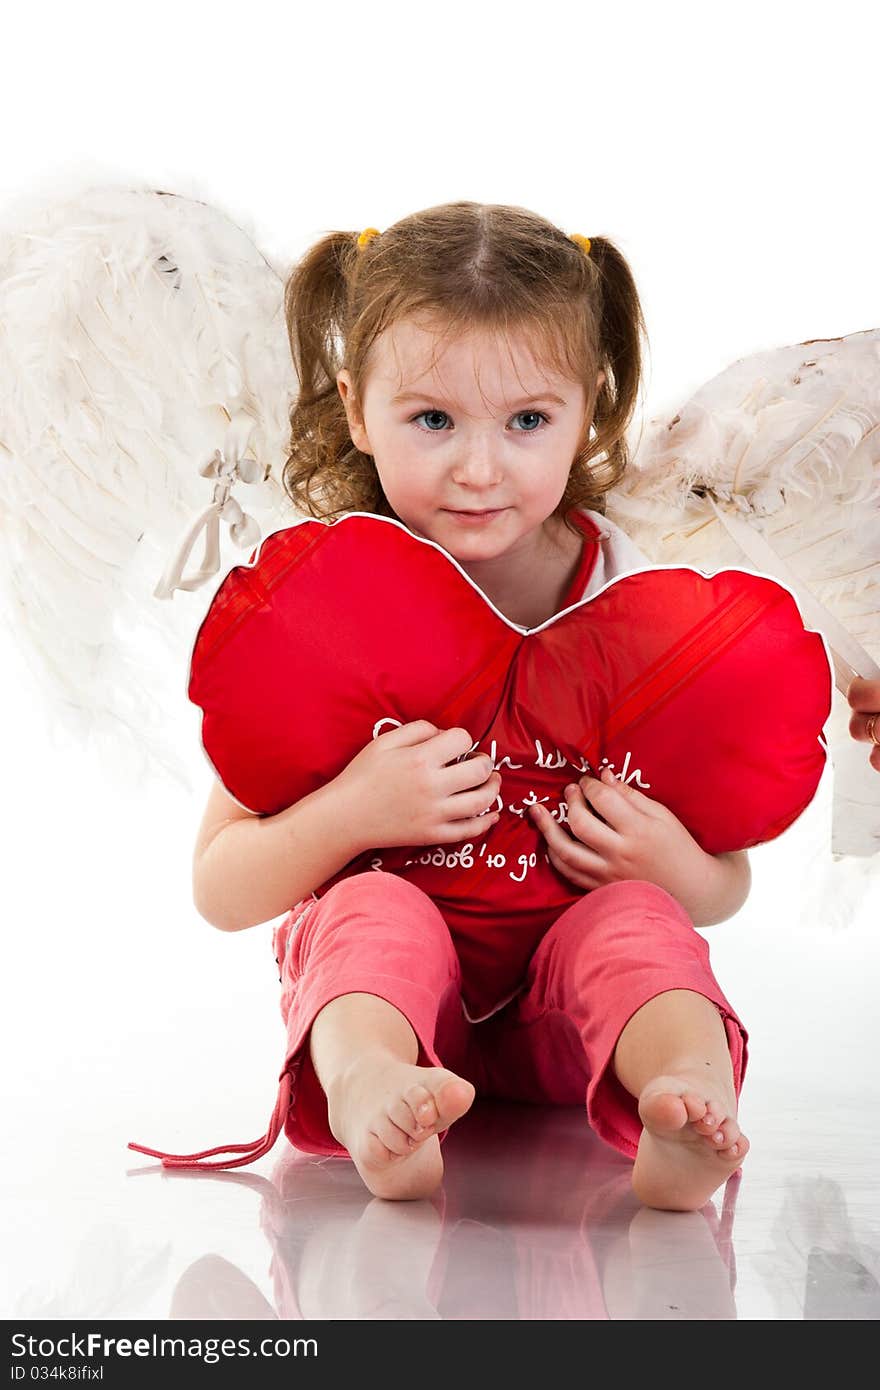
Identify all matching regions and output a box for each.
[327,1058,477,1201]
[631,1075,750,1212]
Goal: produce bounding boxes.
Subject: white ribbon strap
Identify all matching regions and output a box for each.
[706,495,880,694]
[154,410,269,600]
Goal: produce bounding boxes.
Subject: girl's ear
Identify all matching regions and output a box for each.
[596,369,606,391]
[336,370,371,453]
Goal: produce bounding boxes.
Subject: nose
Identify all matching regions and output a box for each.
[449,431,503,487]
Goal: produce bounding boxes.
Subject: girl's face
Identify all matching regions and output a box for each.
[336,318,604,579]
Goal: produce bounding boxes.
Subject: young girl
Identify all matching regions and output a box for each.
[187,201,752,1213]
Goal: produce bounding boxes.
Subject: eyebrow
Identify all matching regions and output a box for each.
[390,389,568,407]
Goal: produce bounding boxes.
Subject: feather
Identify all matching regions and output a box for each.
[0,183,299,794]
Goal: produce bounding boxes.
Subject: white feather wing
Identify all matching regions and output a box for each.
[605,327,880,860]
[0,185,298,795]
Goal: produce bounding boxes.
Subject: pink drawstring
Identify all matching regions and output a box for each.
[128,1071,292,1170]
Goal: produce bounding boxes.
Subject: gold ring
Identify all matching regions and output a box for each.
[867,713,880,747]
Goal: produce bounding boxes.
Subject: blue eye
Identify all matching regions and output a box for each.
[413,409,451,432]
[512,411,550,432]
[411,409,550,433]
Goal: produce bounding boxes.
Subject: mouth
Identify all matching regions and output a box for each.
[444,507,508,521]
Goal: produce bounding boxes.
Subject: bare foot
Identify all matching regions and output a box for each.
[631,1071,750,1213]
[325,1053,476,1201]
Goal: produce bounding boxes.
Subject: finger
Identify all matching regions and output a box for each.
[530,803,607,879]
[440,810,499,843]
[578,769,647,834]
[846,676,880,713]
[849,709,880,743]
[544,838,605,890]
[445,752,498,796]
[434,726,482,778]
[446,774,501,820]
[593,765,664,814]
[562,783,620,853]
[381,719,438,746]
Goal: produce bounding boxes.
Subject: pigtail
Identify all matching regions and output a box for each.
[561,235,649,521]
[284,231,356,407]
[282,232,392,522]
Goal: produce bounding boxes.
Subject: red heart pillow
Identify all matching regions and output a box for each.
[189,511,832,1020]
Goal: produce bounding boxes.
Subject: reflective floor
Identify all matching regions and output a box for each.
[5,1073,880,1322]
[146,1093,880,1322]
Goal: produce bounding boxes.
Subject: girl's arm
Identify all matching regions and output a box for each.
[193,777,367,932]
[676,848,751,929]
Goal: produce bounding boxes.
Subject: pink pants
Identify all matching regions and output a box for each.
[272,871,748,1161]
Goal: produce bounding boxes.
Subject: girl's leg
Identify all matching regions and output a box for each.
[279,872,479,1201]
[612,987,749,1211]
[475,879,748,1213]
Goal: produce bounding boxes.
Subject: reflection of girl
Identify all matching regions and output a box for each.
[156,203,754,1211]
[168,1108,739,1320]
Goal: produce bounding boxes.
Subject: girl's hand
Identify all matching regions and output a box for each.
[333,719,502,851]
[527,768,711,903]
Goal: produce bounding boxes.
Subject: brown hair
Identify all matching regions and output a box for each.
[281,200,649,538]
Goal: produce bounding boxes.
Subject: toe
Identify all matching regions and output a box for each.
[720,1132,749,1161]
[704,1115,740,1152]
[388,1095,429,1140]
[638,1089,689,1133]
[370,1116,418,1158]
[693,1104,722,1135]
[680,1091,711,1124]
[639,1080,716,1133]
[362,1130,401,1166]
[437,1077,476,1122]
[405,1077,476,1134]
[406,1085,440,1131]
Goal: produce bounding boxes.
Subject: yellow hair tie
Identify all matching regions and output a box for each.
[357,227,381,250]
[569,233,592,256]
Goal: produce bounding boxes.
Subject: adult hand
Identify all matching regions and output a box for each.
[846,676,880,774]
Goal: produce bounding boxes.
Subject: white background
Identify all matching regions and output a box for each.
[1,0,878,1320]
